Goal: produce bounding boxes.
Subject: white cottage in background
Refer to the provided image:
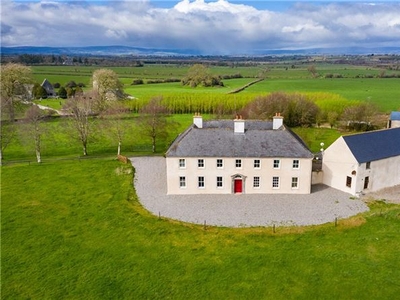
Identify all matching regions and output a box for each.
[322,127,400,196]
[165,114,314,195]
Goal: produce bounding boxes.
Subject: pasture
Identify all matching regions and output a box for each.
[31,64,400,112]
[2,159,400,299]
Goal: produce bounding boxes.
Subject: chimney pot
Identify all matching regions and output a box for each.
[193,113,203,128]
[273,113,283,130]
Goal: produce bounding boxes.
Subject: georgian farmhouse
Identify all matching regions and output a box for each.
[166,114,314,195]
[322,127,400,196]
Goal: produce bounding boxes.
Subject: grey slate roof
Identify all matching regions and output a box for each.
[390,111,400,121]
[166,120,314,158]
[343,127,400,163]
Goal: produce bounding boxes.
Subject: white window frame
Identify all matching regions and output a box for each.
[272,176,280,189]
[291,177,299,189]
[179,176,186,188]
[217,159,223,169]
[235,159,242,168]
[198,158,205,168]
[254,159,261,169]
[292,159,300,169]
[273,159,280,169]
[216,176,223,188]
[253,176,260,188]
[179,158,186,168]
[198,176,205,188]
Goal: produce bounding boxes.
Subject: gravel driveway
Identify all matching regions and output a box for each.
[131,157,369,227]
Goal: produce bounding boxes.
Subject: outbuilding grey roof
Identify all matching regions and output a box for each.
[390,111,400,121]
[166,120,314,158]
[343,127,400,163]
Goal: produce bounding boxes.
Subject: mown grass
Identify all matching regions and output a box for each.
[2,159,400,299]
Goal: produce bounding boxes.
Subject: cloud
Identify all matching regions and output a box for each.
[1,0,400,54]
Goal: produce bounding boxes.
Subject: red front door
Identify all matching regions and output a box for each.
[234,179,243,193]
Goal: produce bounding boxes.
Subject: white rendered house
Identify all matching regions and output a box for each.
[165,114,314,195]
[322,127,400,196]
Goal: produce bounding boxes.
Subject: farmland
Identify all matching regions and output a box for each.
[31,63,400,112]
[2,57,400,299]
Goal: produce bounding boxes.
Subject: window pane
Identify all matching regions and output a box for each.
[179,159,185,168]
[291,177,298,188]
[346,176,352,187]
[179,176,186,188]
[198,159,204,168]
[198,176,205,188]
[273,160,280,168]
[253,176,260,188]
[217,159,223,168]
[217,176,223,187]
[236,159,242,168]
[293,160,299,169]
[272,176,279,188]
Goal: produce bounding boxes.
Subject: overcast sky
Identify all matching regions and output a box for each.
[1,0,400,54]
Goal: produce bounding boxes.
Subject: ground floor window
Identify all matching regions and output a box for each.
[217,176,223,188]
[198,176,205,188]
[253,176,260,188]
[179,176,186,188]
[272,176,280,188]
[346,176,352,188]
[291,177,298,189]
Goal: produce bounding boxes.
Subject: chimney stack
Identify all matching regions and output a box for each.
[273,113,283,130]
[193,113,203,128]
[234,115,245,134]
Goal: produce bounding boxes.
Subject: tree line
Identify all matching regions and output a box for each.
[1,63,391,165]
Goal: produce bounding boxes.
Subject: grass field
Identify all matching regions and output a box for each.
[2,159,400,299]
[31,65,400,112]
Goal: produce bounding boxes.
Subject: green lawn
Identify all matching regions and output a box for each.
[2,159,400,299]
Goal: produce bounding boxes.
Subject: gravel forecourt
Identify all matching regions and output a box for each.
[131,157,369,228]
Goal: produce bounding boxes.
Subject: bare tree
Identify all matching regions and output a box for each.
[21,105,46,163]
[0,63,33,121]
[307,65,318,78]
[342,102,378,131]
[99,102,129,156]
[137,96,175,153]
[63,92,97,156]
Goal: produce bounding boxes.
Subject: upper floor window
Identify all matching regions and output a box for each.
[273,159,280,169]
[216,176,223,188]
[236,159,242,168]
[366,161,371,169]
[198,176,205,188]
[217,159,223,168]
[179,176,186,188]
[253,176,260,188]
[293,160,300,169]
[272,176,280,188]
[254,159,261,169]
[198,159,205,168]
[179,159,186,168]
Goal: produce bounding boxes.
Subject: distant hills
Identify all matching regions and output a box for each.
[1,45,400,56]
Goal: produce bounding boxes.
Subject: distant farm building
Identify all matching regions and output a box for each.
[41,79,56,98]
